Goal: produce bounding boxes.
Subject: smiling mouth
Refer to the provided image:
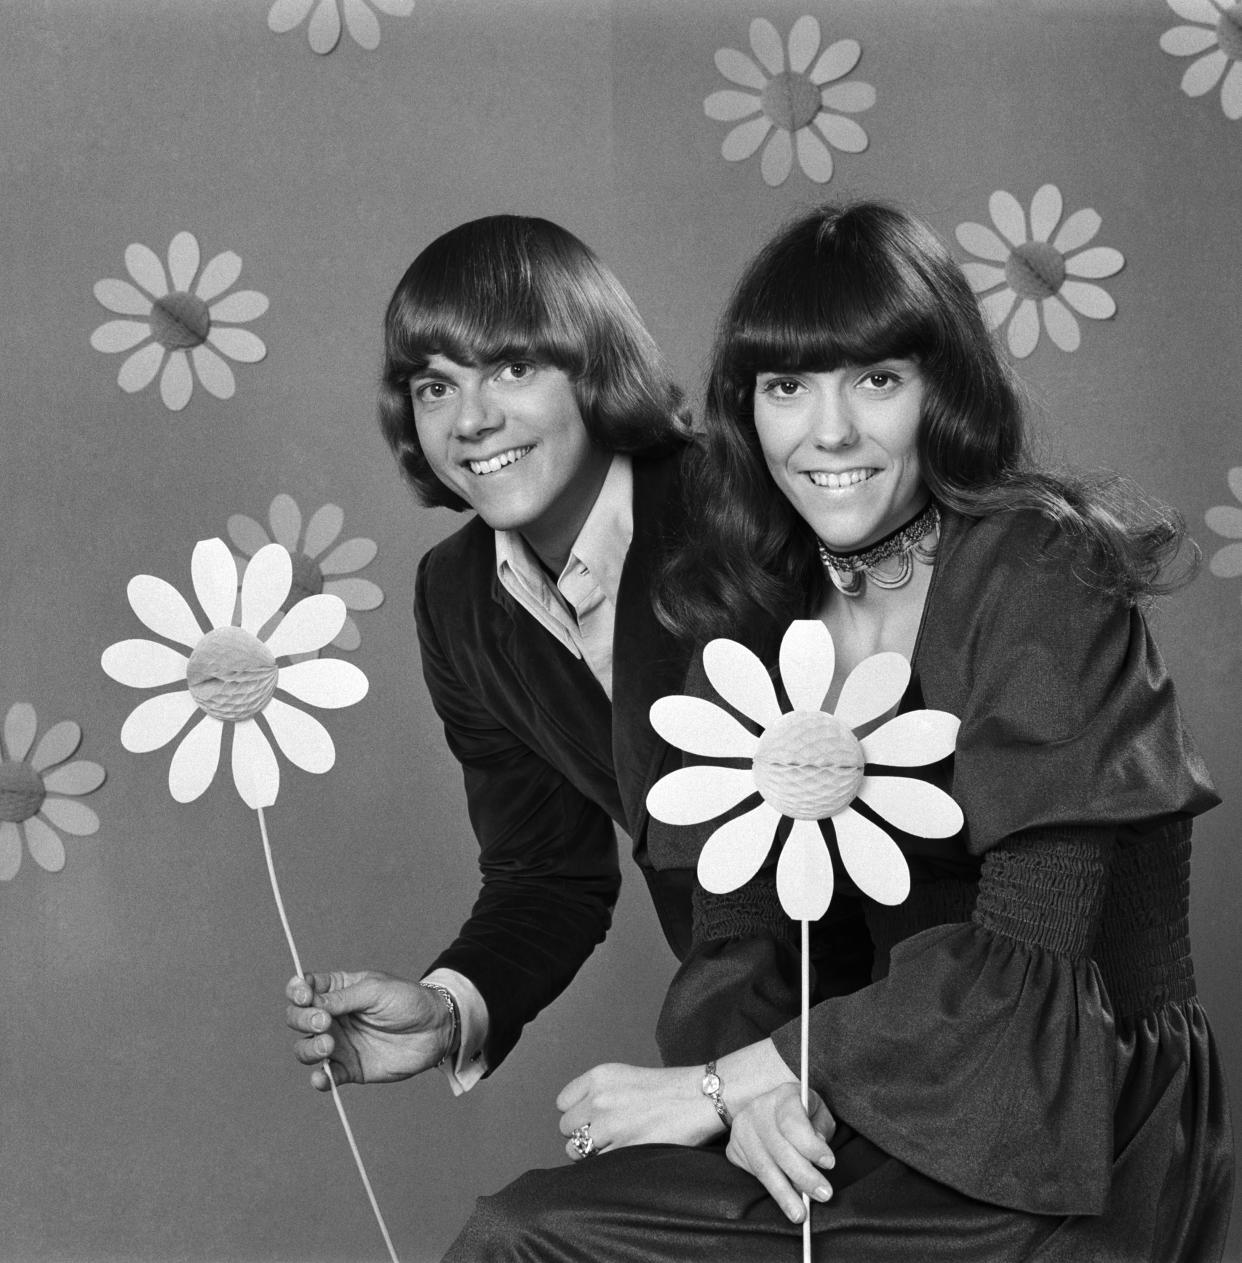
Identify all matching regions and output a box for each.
[805,468,877,489]
[467,446,534,476]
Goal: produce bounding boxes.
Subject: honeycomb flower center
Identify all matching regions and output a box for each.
[186,626,278,722]
[0,760,46,824]
[1005,241,1066,300]
[752,710,864,821]
[1219,6,1242,61]
[283,551,325,613]
[150,291,211,350]
[761,71,823,132]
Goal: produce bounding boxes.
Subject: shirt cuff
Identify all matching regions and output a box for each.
[422,967,489,1094]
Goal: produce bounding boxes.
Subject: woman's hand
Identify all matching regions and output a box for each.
[556,1063,724,1158]
[726,1082,837,1223]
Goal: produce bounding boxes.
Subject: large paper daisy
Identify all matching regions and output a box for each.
[1206,466,1242,593]
[228,494,383,653]
[704,15,874,187]
[1160,0,1242,119]
[0,703,105,880]
[646,620,960,920]
[101,539,368,809]
[268,0,415,54]
[955,185,1124,359]
[91,232,268,412]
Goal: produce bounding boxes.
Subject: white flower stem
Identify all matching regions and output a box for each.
[256,805,401,1263]
[801,916,811,1263]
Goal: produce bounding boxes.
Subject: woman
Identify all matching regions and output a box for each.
[442,203,1232,1261]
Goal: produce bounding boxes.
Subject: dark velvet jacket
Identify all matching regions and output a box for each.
[413,450,691,1071]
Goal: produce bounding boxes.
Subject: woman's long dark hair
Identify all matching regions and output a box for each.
[656,202,1190,643]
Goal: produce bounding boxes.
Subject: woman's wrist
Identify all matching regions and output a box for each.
[714,1039,799,1117]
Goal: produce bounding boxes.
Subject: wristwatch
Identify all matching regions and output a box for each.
[701,1059,732,1127]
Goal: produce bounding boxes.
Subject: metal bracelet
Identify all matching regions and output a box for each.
[420,981,461,1068]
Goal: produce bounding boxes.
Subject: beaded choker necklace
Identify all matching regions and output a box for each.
[816,500,941,598]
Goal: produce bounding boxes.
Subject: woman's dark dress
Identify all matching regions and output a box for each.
[443,509,1234,1262]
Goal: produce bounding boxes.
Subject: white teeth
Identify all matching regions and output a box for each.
[807,468,874,489]
[468,446,533,476]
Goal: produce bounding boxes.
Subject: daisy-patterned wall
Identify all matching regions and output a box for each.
[1,1,1238,1260]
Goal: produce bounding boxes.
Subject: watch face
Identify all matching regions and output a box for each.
[702,1072,721,1095]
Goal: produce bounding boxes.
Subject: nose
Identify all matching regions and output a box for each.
[453,383,501,441]
[810,388,858,449]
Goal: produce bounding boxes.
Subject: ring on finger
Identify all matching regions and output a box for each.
[569,1122,597,1160]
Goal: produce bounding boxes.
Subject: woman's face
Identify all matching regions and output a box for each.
[752,359,929,553]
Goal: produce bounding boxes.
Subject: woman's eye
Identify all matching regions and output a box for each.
[500,362,534,382]
[412,381,449,402]
[861,371,897,390]
[761,378,802,397]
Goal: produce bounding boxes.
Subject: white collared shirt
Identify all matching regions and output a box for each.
[434,454,633,1093]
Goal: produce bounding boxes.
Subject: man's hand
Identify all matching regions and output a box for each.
[285,970,454,1091]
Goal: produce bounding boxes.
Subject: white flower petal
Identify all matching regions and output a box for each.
[334,616,362,652]
[241,542,294,634]
[650,696,759,759]
[25,816,65,872]
[1166,0,1226,22]
[195,251,243,303]
[120,691,199,753]
[697,801,782,893]
[861,709,960,767]
[1042,297,1081,352]
[834,806,910,905]
[1007,299,1041,358]
[1160,24,1221,55]
[40,797,100,837]
[955,221,1011,263]
[264,697,336,774]
[3,703,37,762]
[749,17,785,75]
[206,327,266,364]
[1229,467,1242,503]
[231,718,280,808]
[834,652,910,731]
[779,620,835,712]
[1207,503,1242,539]
[761,128,793,186]
[787,15,820,74]
[371,0,414,12]
[777,818,834,921]
[819,81,875,112]
[1051,208,1101,253]
[159,350,193,411]
[127,574,205,648]
[0,822,21,880]
[191,344,236,401]
[645,765,757,826]
[1208,541,1242,577]
[228,513,272,558]
[1059,280,1116,320]
[1182,49,1228,96]
[1220,59,1242,118]
[961,262,1007,293]
[715,47,768,91]
[208,289,269,323]
[980,287,1018,329]
[124,242,168,298]
[989,190,1027,246]
[703,639,782,727]
[101,639,189,689]
[1064,247,1124,279]
[343,0,381,49]
[857,774,964,839]
[91,320,152,354]
[813,113,868,153]
[269,494,303,550]
[309,0,343,53]
[41,760,106,795]
[323,577,384,610]
[192,538,240,630]
[167,231,200,293]
[268,0,315,34]
[30,721,81,772]
[809,37,861,85]
[277,658,369,709]
[117,342,165,393]
[168,714,222,803]
[1029,183,1063,243]
[722,115,772,161]
[705,89,763,122]
[265,594,347,657]
[319,534,374,572]
[303,504,345,558]
[94,278,154,317]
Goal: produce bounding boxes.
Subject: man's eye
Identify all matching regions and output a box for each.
[501,362,533,381]
[413,381,448,401]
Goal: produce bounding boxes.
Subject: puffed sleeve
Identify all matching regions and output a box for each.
[768,512,1219,1215]
[415,551,620,1072]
